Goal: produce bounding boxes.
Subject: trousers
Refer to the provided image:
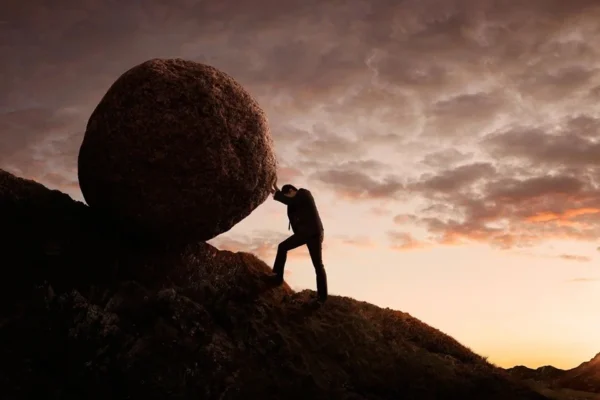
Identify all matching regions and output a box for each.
[273,232,327,299]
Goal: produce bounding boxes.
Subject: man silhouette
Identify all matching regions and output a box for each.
[269,183,328,303]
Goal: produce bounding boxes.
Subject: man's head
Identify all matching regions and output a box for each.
[281,184,298,197]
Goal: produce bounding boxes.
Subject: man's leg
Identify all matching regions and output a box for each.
[306,233,327,302]
[271,234,307,282]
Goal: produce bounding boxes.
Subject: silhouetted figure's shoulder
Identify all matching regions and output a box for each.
[276,188,311,203]
[297,188,313,198]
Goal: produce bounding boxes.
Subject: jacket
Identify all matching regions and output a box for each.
[274,188,324,236]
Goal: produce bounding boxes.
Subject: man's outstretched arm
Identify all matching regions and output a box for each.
[271,182,303,205]
[271,182,290,204]
[273,189,291,205]
[275,188,310,206]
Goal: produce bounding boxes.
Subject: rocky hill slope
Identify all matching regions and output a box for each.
[559,353,600,393]
[508,366,567,383]
[0,169,548,400]
[508,355,600,394]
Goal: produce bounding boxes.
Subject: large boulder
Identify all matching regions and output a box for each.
[78,58,277,242]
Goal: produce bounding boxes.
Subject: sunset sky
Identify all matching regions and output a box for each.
[3,0,600,369]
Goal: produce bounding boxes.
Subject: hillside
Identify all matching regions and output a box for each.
[507,366,567,383]
[557,354,600,393]
[0,168,549,400]
[507,355,600,394]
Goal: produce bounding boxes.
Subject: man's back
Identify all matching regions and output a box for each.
[276,187,323,236]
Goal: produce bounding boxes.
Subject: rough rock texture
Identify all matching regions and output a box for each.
[1,169,550,400]
[78,58,277,242]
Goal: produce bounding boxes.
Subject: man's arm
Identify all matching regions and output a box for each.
[273,188,310,206]
[270,181,288,204]
[273,190,292,205]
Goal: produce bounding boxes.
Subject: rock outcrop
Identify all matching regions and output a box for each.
[77,58,277,243]
[0,169,549,400]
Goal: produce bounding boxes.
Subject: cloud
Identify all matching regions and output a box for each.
[208,230,288,261]
[394,160,600,250]
[297,127,365,162]
[5,0,600,253]
[209,230,324,261]
[393,214,419,225]
[387,231,429,251]
[371,206,392,217]
[526,208,600,225]
[410,162,496,194]
[423,92,510,139]
[566,277,599,283]
[276,166,304,185]
[337,235,377,249]
[0,107,84,197]
[0,108,82,163]
[311,167,404,200]
[421,149,474,168]
[518,65,600,102]
[484,125,600,169]
[5,0,600,112]
[485,175,586,203]
[559,254,591,263]
[268,124,313,151]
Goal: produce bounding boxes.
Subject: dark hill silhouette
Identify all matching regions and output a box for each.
[507,354,600,395]
[0,169,549,399]
[507,365,567,382]
[558,353,600,393]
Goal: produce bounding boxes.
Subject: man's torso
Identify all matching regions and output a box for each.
[287,188,324,236]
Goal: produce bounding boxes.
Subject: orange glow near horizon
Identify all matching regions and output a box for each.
[526,208,600,223]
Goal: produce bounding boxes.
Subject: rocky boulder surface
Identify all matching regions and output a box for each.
[0,170,549,400]
[78,58,277,242]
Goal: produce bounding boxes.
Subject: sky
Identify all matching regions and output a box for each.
[2,0,600,369]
